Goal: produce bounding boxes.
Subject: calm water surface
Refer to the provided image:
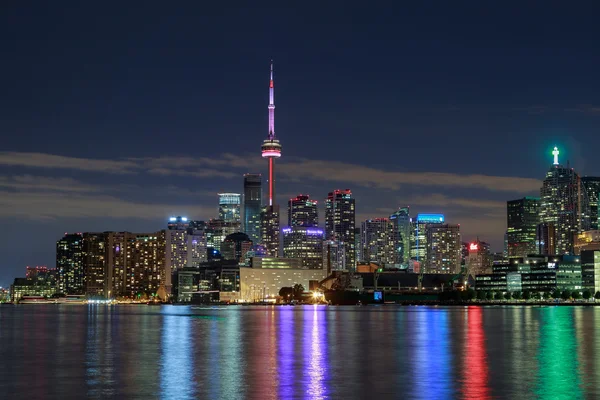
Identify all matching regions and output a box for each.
[0,305,598,399]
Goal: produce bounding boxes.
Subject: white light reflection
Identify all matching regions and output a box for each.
[160,310,194,399]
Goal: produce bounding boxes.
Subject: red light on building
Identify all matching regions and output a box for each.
[469,243,478,251]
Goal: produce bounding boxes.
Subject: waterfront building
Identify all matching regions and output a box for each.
[243,174,262,244]
[56,233,84,295]
[507,197,539,258]
[171,268,200,303]
[288,194,318,227]
[539,147,590,254]
[426,224,461,274]
[250,257,303,269]
[282,226,324,269]
[361,218,395,266]
[221,232,253,265]
[239,266,326,302]
[582,176,600,230]
[581,250,600,294]
[25,266,58,287]
[390,206,411,265]
[218,193,241,223]
[82,232,108,297]
[410,214,445,265]
[325,189,356,270]
[10,277,57,302]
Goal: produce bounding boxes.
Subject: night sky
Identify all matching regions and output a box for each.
[1,2,599,285]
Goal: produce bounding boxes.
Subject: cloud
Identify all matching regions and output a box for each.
[0,151,540,193]
[0,175,101,193]
[275,158,540,193]
[0,152,138,174]
[0,191,214,220]
[564,105,600,115]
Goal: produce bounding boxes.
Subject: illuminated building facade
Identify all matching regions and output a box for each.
[361,218,395,266]
[325,189,356,270]
[581,250,600,294]
[426,224,461,274]
[467,240,493,276]
[124,232,166,298]
[218,193,241,223]
[221,232,253,264]
[539,147,590,254]
[288,194,318,227]
[390,206,411,264]
[260,61,282,257]
[574,230,600,255]
[56,233,84,295]
[187,227,207,268]
[82,232,108,297]
[410,214,445,265]
[260,208,280,257]
[243,174,262,244]
[582,176,600,230]
[168,216,189,230]
[323,239,346,272]
[239,266,326,302]
[507,197,539,258]
[206,219,240,251]
[282,226,324,269]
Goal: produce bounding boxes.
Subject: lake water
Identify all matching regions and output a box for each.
[0,305,598,399]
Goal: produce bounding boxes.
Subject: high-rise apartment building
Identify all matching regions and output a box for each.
[218,193,241,223]
[507,197,539,258]
[260,208,280,257]
[426,224,461,274]
[410,214,445,266]
[288,194,318,227]
[124,232,166,298]
[582,177,600,230]
[361,218,395,266]
[82,232,108,297]
[56,233,84,295]
[243,174,262,244]
[206,219,240,251]
[282,227,324,269]
[323,239,346,273]
[467,240,492,276]
[325,189,356,270]
[539,147,590,254]
[390,206,411,265]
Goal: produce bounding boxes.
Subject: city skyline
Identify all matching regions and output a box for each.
[1,2,599,285]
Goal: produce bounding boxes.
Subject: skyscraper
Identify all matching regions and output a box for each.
[390,206,410,264]
[582,176,600,230]
[260,61,282,257]
[282,227,325,269]
[507,197,539,258]
[218,193,241,223]
[539,147,590,255]
[325,189,356,270]
[288,194,318,227]
[426,224,461,274]
[410,214,445,266]
[361,218,395,266]
[82,232,108,297]
[467,240,492,276]
[243,174,262,244]
[56,233,84,294]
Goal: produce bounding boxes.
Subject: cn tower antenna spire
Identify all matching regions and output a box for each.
[268,60,275,139]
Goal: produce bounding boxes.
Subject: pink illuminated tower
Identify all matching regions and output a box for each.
[261,60,282,205]
[260,61,281,257]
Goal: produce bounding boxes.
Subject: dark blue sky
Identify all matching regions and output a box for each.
[0,2,599,285]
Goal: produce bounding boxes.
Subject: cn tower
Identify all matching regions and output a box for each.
[260,60,281,257]
[261,60,281,205]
